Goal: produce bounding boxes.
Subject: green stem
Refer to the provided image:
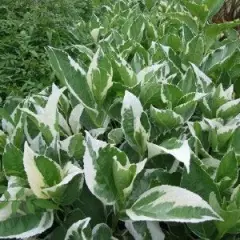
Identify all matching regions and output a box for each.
[112,212,119,232]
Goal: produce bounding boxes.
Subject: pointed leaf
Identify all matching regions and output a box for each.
[0,212,53,239]
[121,91,149,155]
[126,185,222,223]
[47,47,96,112]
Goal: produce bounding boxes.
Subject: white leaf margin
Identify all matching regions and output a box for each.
[0,211,54,239]
[126,185,223,223]
[147,140,191,173]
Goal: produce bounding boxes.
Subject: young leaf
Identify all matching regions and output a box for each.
[113,157,147,200]
[114,55,137,87]
[87,48,113,103]
[23,142,48,199]
[43,162,84,205]
[69,104,84,134]
[190,63,212,92]
[24,84,65,136]
[121,91,149,155]
[64,218,92,240]
[150,106,183,131]
[35,156,62,187]
[47,47,96,112]
[60,133,85,160]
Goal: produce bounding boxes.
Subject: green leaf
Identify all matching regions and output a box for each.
[21,85,66,143]
[148,139,191,173]
[0,131,6,154]
[204,0,225,19]
[127,16,145,42]
[166,34,182,52]
[0,212,53,239]
[83,132,117,205]
[108,128,124,145]
[177,68,197,94]
[216,150,238,191]
[87,48,113,103]
[140,81,163,108]
[125,221,165,240]
[204,20,240,50]
[137,64,163,84]
[3,144,25,178]
[35,156,62,187]
[47,47,96,113]
[64,218,92,240]
[216,99,240,120]
[84,131,146,204]
[113,157,146,201]
[231,127,240,157]
[181,158,221,202]
[69,104,84,134]
[43,162,84,205]
[60,133,85,160]
[191,63,212,92]
[127,168,181,207]
[126,185,222,222]
[173,100,197,122]
[202,41,239,73]
[114,55,137,87]
[0,108,15,126]
[166,12,198,34]
[181,0,209,24]
[76,183,106,226]
[92,224,112,240]
[184,35,204,65]
[121,91,149,155]
[23,142,47,199]
[32,199,59,210]
[150,106,184,131]
[161,84,183,107]
[209,193,240,239]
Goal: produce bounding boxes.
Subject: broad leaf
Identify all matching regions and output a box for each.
[0,211,53,239]
[126,185,222,223]
[150,106,184,131]
[3,144,25,178]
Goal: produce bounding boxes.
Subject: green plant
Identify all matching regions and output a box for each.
[0,0,92,102]
[1,0,240,239]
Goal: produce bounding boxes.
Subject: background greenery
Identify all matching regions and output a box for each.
[0,0,92,103]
